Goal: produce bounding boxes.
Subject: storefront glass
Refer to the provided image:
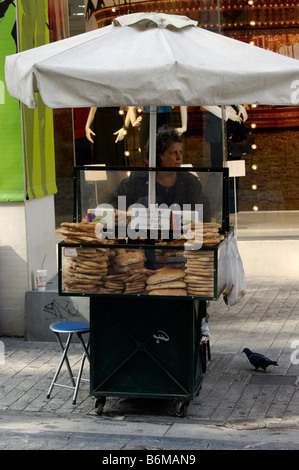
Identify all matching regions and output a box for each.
[221,1,299,237]
[64,0,299,240]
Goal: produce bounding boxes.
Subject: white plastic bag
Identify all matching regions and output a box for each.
[223,233,246,306]
[200,317,211,344]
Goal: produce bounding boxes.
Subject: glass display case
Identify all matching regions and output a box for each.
[58,166,230,300]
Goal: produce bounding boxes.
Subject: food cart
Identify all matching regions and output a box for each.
[58,165,231,417]
[5,10,298,416]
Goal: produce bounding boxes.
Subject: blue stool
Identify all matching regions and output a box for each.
[47,321,90,404]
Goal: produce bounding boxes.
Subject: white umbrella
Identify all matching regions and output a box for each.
[5,12,299,109]
[5,12,299,204]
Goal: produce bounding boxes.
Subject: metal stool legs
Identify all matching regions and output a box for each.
[73,332,90,404]
[47,322,90,404]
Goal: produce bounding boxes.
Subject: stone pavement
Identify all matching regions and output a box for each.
[0,277,299,450]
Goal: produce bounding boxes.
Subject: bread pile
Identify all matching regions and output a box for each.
[202,222,224,246]
[155,239,184,246]
[100,249,152,295]
[64,247,111,292]
[60,219,223,298]
[184,222,224,247]
[155,249,185,270]
[154,223,224,248]
[183,250,214,297]
[124,270,152,295]
[110,249,146,274]
[146,267,187,296]
[60,221,113,244]
[63,247,153,295]
[99,273,126,294]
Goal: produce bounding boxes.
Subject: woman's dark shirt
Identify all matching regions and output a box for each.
[106,170,211,222]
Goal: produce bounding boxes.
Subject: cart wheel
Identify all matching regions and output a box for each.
[174,400,189,418]
[95,397,106,415]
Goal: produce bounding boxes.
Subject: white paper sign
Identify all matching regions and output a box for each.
[224,160,246,177]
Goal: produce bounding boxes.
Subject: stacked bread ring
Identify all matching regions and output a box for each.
[64,247,111,292]
[183,251,215,297]
[61,220,223,297]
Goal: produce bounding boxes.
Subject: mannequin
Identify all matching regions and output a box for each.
[73,108,92,165]
[204,105,248,213]
[85,106,97,144]
[85,106,126,165]
[175,106,188,136]
[113,106,143,143]
[204,104,248,167]
[204,105,247,124]
[86,106,188,163]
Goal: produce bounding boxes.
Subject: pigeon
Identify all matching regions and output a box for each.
[242,348,278,372]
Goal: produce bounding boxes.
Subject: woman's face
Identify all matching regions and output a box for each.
[159,142,183,167]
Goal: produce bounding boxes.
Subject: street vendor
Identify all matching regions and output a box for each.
[105,125,211,221]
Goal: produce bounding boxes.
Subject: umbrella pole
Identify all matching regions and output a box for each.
[234,177,238,234]
[148,106,157,206]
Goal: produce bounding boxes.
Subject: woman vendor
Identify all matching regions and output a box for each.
[106,125,211,222]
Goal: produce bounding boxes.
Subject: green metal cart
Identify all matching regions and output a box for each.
[58,166,230,417]
[90,296,208,417]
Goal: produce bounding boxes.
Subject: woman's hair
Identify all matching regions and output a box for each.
[144,125,182,166]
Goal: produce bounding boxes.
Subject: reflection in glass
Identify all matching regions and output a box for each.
[75,167,226,229]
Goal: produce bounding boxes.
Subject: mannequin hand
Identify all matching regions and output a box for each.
[113,127,127,143]
[175,126,187,136]
[132,116,142,127]
[85,128,95,143]
[237,105,248,122]
[228,113,242,123]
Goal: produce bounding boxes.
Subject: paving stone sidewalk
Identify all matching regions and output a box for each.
[0,277,298,449]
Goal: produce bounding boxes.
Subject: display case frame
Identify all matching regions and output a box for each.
[58,229,232,301]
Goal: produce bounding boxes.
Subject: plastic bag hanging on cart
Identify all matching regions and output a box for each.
[200,317,210,345]
[223,233,246,306]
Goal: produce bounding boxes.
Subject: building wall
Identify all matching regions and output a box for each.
[0,197,57,336]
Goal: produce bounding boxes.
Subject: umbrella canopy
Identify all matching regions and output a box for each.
[5,12,299,109]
